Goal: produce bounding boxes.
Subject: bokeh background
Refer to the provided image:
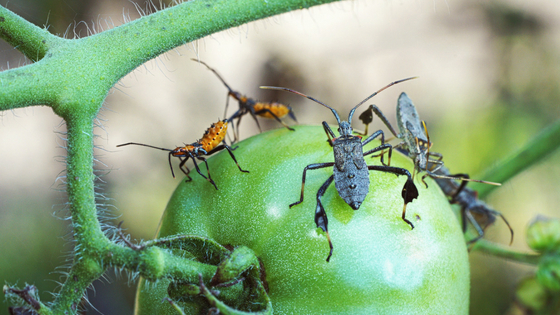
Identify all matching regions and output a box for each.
[1,0,559,314]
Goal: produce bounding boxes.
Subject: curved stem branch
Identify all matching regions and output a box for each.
[472,238,542,265]
[0,5,60,61]
[473,118,560,198]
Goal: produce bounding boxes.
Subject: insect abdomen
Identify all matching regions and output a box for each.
[199,120,228,152]
[332,138,369,210]
[254,102,291,119]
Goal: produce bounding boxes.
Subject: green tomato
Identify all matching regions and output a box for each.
[135,125,469,314]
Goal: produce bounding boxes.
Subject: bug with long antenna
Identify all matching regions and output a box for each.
[359,92,511,245]
[192,59,297,143]
[431,165,514,246]
[117,119,248,190]
[359,92,501,189]
[261,78,419,262]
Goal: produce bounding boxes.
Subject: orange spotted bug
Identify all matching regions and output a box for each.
[117,120,248,190]
[192,59,297,142]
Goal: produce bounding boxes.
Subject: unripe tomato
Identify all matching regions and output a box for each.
[135,125,469,314]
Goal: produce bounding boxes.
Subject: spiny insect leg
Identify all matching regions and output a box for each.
[316,175,335,262]
[254,108,295,131]
[289,163,335,208]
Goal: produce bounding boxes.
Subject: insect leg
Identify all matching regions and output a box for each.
[322,121,337,146]
[223,92,231,119]
[168,151,177,178]
[362,130,393,166]
[315,175,335,262]
[369,105,400,138]
[254,108,295,131]
[234,113,244,144]
[177,157,193,181]
[464,209,486,245]
[479,207,515,246]
[290,163,335,208]
[368,165,418,229]
[248,107,264,133]
[191,156,218,190]
[209,144,250,173]
[227,110,242,144]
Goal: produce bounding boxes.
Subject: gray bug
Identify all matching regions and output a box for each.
[359,93,510,245]
[359,92,500,188]
[432,165,514,246]
[261,79,419,262]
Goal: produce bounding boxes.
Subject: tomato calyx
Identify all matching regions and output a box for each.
[159,236,271,314]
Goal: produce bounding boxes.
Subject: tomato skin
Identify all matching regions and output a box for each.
[135,125,469,315]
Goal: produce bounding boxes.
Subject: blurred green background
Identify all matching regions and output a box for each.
[1,0,559,314]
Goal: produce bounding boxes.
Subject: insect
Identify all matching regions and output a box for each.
[192,59,297,143]
[262,78,419,262]
[359,92,500,188]
[360,92,511,245]
[117,119,248,190]
[431,165,514,246]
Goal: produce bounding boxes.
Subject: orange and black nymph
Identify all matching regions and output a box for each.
[117,120,248,190]
[192,59,297,143]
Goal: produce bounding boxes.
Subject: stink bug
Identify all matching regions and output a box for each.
[117,119,248,190]
[192,59,297,142]
[262,78,419,262]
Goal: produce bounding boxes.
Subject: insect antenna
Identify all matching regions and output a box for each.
[191,58,234,92]
[347,77,418,123]
[117,142,177,178]
[260,86,342,125]
[116,142,173,152]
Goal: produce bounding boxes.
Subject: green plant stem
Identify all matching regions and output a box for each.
[0,6,59,61]
[472,239,541,265]
[473,118,560,198]
[0,0,341,113]
[0,0,344,312]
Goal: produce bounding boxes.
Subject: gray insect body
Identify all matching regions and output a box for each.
[261,78,419,262]
[396,93,431,170]
[332,135,369,210]
[360,92,508,245]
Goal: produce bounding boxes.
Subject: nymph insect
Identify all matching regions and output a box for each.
[262,79,419,262]
[432,165,514,246]
[192,59,297,143]
[359,92,501,188]
[117,119,248,190]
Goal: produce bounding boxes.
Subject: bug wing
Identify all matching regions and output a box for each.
[333,140,369,210]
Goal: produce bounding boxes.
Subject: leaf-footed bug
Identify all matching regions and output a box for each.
[431,165,514,246]
[261,79,419,262]
[117,119,248,190]
[359,92,511,245]
[192,59,297,143]
[359,92,501,189]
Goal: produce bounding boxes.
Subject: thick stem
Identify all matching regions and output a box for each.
[472,239,541,265]
[473,118,560,198]
[0,5,59,61]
